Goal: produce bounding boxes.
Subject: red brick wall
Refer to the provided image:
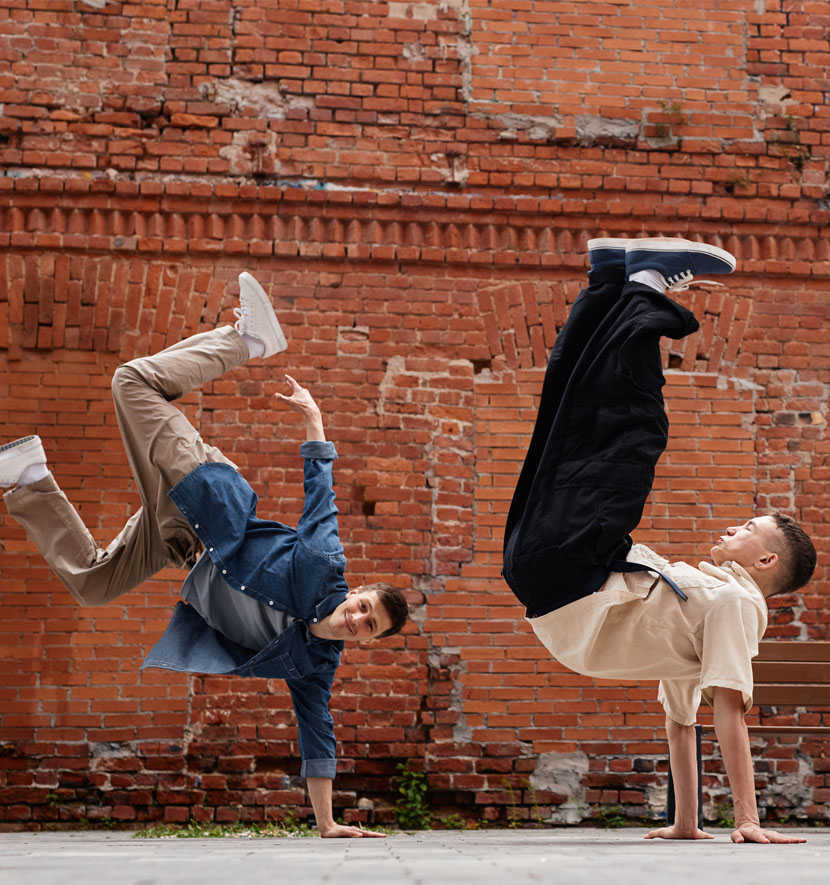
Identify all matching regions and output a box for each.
[0,0,828,829]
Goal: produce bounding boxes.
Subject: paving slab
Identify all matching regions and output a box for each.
[1,828,828,885]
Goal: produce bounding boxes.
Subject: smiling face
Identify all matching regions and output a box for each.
[323,587,393,642]
[710,515,780,571]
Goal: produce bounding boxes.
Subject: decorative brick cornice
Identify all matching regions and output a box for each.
[477,279,753,374]
[1,178,830,277]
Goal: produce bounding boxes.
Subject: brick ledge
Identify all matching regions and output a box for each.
[1,180,829,275]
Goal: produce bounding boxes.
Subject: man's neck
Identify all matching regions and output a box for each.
[714,558,772,597]
[307,616,335,640]
[739,564,773,598]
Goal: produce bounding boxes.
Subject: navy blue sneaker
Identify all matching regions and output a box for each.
[625,237,736,289]
[587,238,629,270]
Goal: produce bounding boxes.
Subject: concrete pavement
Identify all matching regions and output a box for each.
[1,828,828,885]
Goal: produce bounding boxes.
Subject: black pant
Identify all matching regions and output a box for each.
[502,269,699,617]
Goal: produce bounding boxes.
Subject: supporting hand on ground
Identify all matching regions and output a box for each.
[645,825,714,840]
[319,822,386,838]
[731,823,806,844]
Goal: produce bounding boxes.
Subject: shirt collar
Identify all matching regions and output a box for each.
[305,589,348,632]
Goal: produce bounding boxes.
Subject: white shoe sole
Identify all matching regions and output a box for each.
[0,435,46,487]
[238,273,287,358]
[587,237,630,250]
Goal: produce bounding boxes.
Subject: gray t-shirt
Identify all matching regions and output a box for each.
[181,550,295,650]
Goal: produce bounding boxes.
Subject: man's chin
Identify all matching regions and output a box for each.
[710,546,724,564]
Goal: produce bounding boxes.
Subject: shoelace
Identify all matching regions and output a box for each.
[665,270,725,293]
[233,303,251,334]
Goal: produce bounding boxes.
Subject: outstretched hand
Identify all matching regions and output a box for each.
[319,822,386,839]
[274,374,326,441]
[274,374,320,416]
[731,823,806,844]
[645,825,714,841]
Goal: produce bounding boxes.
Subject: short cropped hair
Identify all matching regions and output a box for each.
[361,583,409,638]
[768,512,817,596]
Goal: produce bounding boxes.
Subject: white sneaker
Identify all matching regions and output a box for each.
[0,435,47,487]
[234,273,287,358]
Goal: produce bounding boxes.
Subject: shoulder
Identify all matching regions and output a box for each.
[698,561,765,606]
[627,543,669,569]
[697,572,767,635]
[171,461,255,502]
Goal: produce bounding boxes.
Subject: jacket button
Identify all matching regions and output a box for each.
[209,547,214,552]
[222,569,227,575]
[194,524,199,529]
[241,585,245,590]
[312,618,317,623]
[268,600,274,606]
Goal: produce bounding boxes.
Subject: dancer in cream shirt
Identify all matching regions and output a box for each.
[503,238,816,844]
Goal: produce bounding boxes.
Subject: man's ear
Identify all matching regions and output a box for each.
[346,586,359,597]
[756,551,779,571]
[357,638,379,648]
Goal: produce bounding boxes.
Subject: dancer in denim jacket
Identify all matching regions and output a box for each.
[2,274,408,837]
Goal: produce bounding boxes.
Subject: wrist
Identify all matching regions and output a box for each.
[303,412,326,442]
[673,815,698,832]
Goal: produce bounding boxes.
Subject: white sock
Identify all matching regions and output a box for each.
[241,333,265,359]
[17,462,49,486]
[629,269,667,293]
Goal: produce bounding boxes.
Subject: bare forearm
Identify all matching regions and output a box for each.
[303,408,325,442]
[666,717,699,831]
[645,716,711,840]
[713,688,758,826]
[306,777,335,834]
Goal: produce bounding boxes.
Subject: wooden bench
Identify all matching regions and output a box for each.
[738,639,830,731]
[667,640,830,826]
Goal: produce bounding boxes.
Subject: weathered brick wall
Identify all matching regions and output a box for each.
[0,0,828,829]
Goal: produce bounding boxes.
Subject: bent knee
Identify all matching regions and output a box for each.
[64,573,118,608]
[111,362,143,401]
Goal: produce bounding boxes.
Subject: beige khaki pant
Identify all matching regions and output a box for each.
[4,326,249,606]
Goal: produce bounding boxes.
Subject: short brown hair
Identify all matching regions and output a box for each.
[768,512,816,596]
[361,583,409,638]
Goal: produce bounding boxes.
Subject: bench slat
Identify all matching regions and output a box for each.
[754,684,830,705]
[753,661,830,683]
[746,726,830,735]
[701,725,830,735]
[757,640,830,662]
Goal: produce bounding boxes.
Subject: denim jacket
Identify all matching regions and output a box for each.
[141,440,347,779]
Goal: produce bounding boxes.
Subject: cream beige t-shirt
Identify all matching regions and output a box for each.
[529,543,768,726]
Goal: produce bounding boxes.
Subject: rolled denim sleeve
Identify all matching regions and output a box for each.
[287,670,337,780]
[296,441,342,555]
[300,440,337,461]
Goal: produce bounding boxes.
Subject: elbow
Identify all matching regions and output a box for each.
[712,687,747,732]
[666,716,694,740]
